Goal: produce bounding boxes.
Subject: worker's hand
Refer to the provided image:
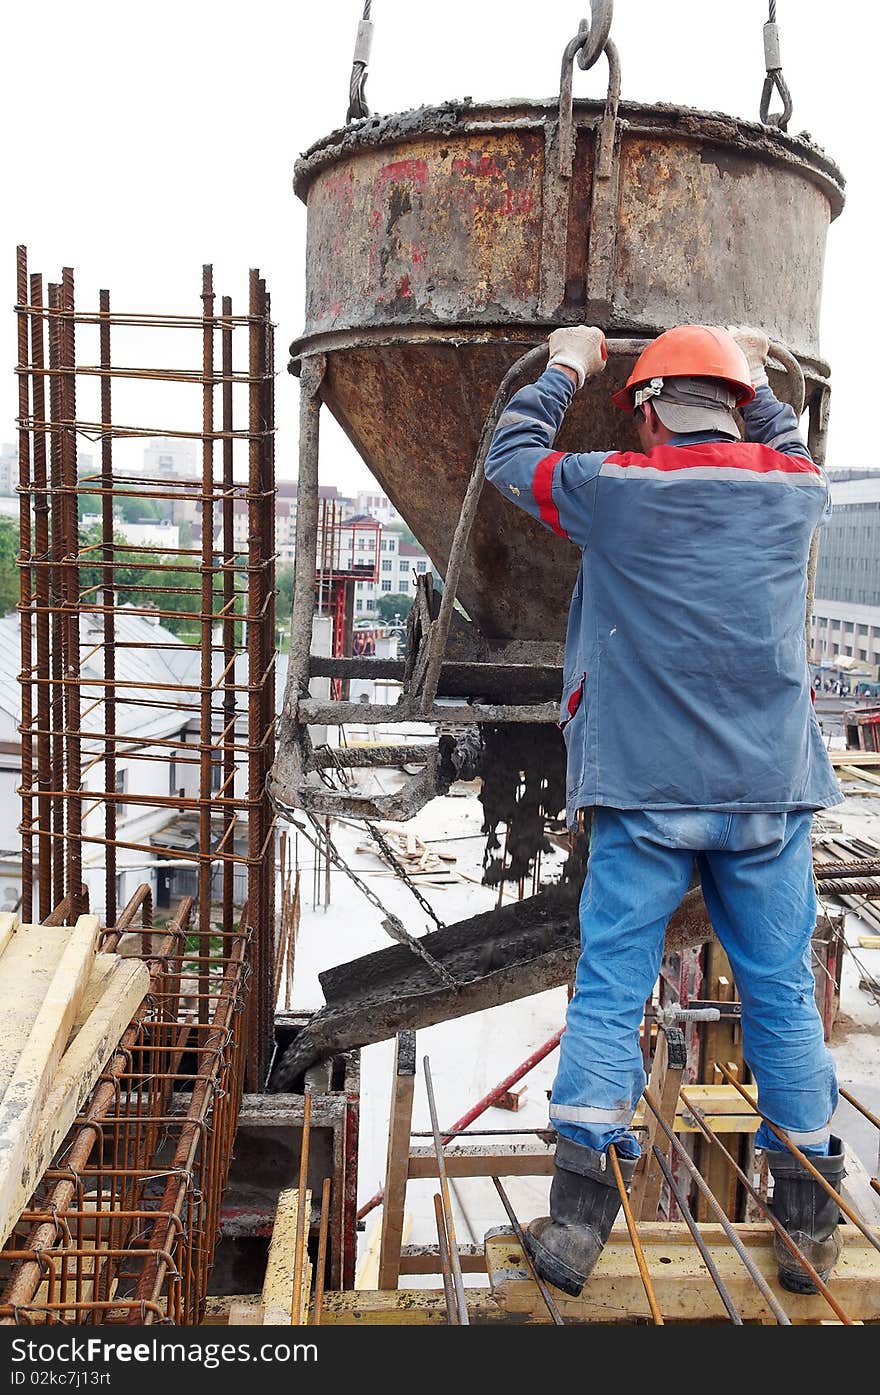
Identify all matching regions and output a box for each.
[548,325,607,390]
[727,325,770,388]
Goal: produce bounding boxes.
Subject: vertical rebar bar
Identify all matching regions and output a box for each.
[198,265,215,1025]
[262,279,277,1016]
[28,273,52,922]
[312,1176,331,1325]
[15,247,33,920]
[46,283,65,906]
[98,288,117,926]
[60,267,83,916]
[220,294,235,943]
[246,268,271,1086]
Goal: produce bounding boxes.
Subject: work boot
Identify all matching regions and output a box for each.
[524,1136,636,1297]
[767,1136,845,1294]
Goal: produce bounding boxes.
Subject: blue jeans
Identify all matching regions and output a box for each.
[550,808,838,1158]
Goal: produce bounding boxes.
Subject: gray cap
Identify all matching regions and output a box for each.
[646,375,741,438]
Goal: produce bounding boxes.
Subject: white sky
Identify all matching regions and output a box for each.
[1,1,876,490]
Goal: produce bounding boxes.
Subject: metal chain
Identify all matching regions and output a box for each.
[309,743,445,929]
[575,0,614,72]
[347,1,374,123]
[759,0,793,130]
[366,823,446,930]
[298,813,458,989]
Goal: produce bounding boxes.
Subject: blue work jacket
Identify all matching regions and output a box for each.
[484,367,843,827]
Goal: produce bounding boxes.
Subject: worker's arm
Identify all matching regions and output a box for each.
[485,328,609,549]
[730,324,832,523]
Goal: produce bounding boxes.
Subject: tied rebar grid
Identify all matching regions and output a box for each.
[14,251,277,1089]
[0,887,249,1325]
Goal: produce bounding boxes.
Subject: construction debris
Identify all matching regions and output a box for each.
[358,823,461,888]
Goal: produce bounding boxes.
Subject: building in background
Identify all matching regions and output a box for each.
[354,527,431,617]
[355,488,403,527]
[141,437,198,478]
[1,444,93,497]
[812,470,880,679]
[0,444,16,496]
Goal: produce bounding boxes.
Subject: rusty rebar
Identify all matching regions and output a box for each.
[643,1089,792,1324]
[312,1176,332,1325]
[608,1144,664,1325]
[16,246,33,920]
[98,286,117,926]
[433,1192,456,1323]
[648,1144,743,1324]
[423,1056,469,1325]
[7,257,276,1324]
[715,1062,880,1258]
[27,272,52,921]
[679,1088,853,1323]
[491,1176,564,1325]
[197,264,215,1028]
[46,281,65,904]
[292,1086,312,1325]
[838,1086,880,1133]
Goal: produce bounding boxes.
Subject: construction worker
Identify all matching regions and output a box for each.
[484,324,845,1298]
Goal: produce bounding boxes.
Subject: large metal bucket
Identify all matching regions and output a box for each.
[292,96,843,645]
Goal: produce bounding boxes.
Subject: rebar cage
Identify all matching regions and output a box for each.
[3,252,278,1322]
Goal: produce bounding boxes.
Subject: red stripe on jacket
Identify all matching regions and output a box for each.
[603,442,821,476]
[532,451,567,536]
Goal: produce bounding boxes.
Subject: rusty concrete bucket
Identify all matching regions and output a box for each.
[271,12,844,823]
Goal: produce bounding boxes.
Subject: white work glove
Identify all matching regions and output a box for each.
[727,324,770,388]
[548,325,607,390]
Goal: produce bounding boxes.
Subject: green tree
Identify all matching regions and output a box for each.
[276,565,295,627]
[376,591,413,623]
[0,518,19,616]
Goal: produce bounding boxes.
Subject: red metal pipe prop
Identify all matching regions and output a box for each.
[357,1027,563,1220]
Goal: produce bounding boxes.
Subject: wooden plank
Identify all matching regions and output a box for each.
[399,1244,486,1275]
[261,1187,312,1324]
[0,955,149,1247]
[0,927,72,1102]
[229,1299,264,1325]
[0,915,99,1245]
[408,1145,555,1179]
[632,1027,685,1221]
[699,953,742,1220]
[206,1290,521,1327]
[378,1031,415,1290]
[839,765,880,788]
[486,1224,880,1323]
[0,913,17,960]
[828,751,880,768]
[840,1151,880,1227]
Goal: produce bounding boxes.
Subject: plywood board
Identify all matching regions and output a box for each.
[0,916,100,1245]
[261,1187,312,1324]
[485,1224,880,1323]
[0,954,148,1248]
[0,913,17,960]
[0,927,72,1102]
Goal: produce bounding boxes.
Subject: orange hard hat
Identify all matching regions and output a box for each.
[611,325,755,411]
